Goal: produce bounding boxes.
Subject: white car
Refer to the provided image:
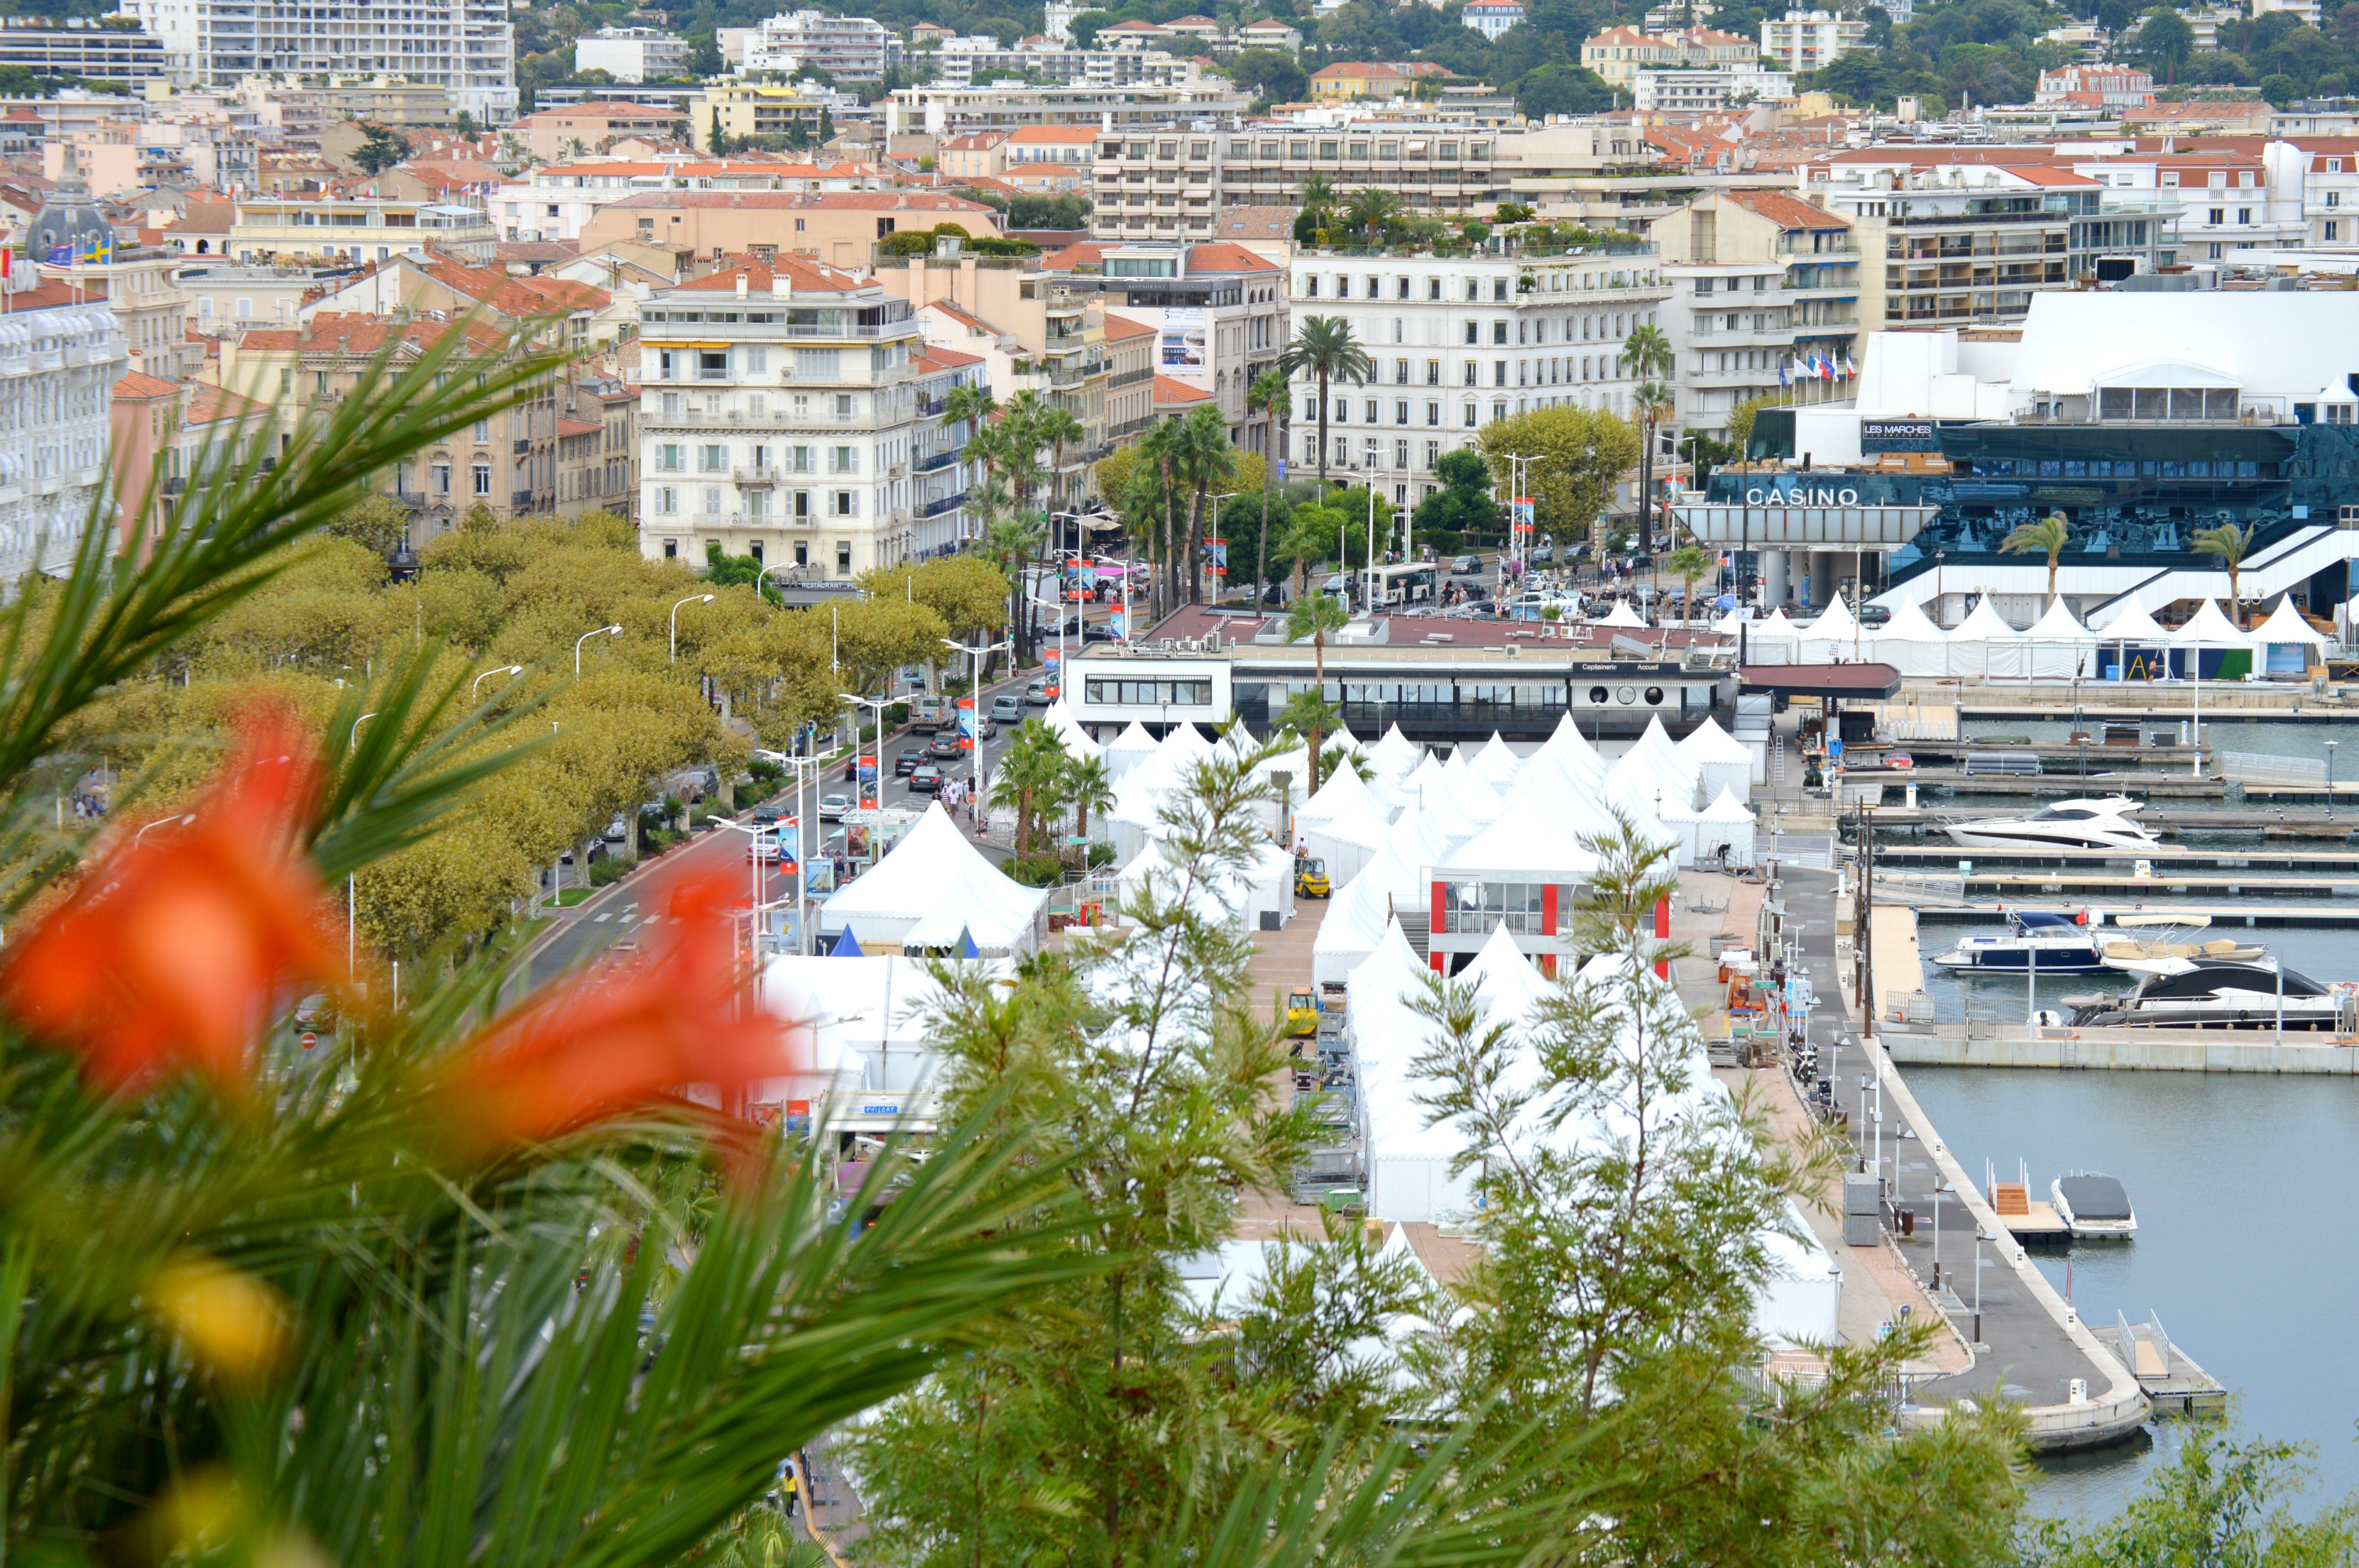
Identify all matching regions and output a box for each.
[818,793,851,822]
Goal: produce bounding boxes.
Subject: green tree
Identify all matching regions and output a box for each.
[2137,6,2195,80]
[1285,589,1352,794]
[1171,403,1237,607]
[1225,45,1308,106]
[2192,519,2256,620]
[1619,324,1677,554]
[1411,446,1503,550]
[1279,315,1373,490]
[1668,542,1714,626]
[327,493,413,557]
[1298,172,1340,235]
[1006,192,1093,230]
[1246,368,1293,601]
[1478,405,1639,555]
[990,716,1071,861]
[1061,750,1115,848]
[350,120,410,175]
[1517,62,1618,116]
[1342,186,1406,243]
[2019,1420,2359,1567]
[2001,511,2071,606]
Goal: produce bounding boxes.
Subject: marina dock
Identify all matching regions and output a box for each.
[2093,1314,2227,1415]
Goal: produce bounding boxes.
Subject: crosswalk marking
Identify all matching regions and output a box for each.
[593,913,611,922]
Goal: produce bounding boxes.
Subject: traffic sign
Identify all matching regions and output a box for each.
[300,1031,318,1050]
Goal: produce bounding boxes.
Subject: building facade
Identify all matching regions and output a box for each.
[574,27,689,84]
[555,375,639,521]
[0,18,168,85]
[227,194,498,266]
[0,278,126,588]
[1757,9,1867,72]
[1284,247,1671,514]
[1462,0,1525,40]
[636,259,927,578]
[742,11,891,82]
[1629,65,1792,111]
[578,191,1002,272]
[114,0,515,120]
[909,346,983,556]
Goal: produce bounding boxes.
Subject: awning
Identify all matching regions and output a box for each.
[1739,663,1903,699]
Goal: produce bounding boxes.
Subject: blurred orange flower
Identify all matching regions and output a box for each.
[0,714,338,1092]
[439,870,797,1149]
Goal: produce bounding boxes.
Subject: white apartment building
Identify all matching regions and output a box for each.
[742,10,890,83]
[1757,10,1866,73]
[1630,64,1793,111]
[1462,0,1525,40]
[909,346,983,557]
[1284,249,1670,513]
[637,258,926,579]
[2288,140,2359,249]
[116,0,516,120]
[574,27,688,84]
[0,275,127,590]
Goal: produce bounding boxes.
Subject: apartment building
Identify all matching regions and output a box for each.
[1630,65,1792,111]
[1283,248,1670,512]
[508,101,689,161]
[880,253,1106,512]
[926,38,1198,89]
[909,346,985,555]
[2068,145,2306,260]
[0,18,168,85]
[0,277,127,588]
[489,158,881,244]
[1463,0,1526,40]
[556,376,638,521]
[305,257,625,350]
[1092,124,1514,243]
[52,246,195,383]
[2284,138,2359,248]
[115,0,515,121]
[214,313,557,542]
[636,259,928,577]
[882,80,1252,138]
[574,26,688,84]
[227,194,498,266]
[1757,10,1867,73]
[1001,125,1098,192]
[1100,314,1154,449]
[1043,241,1286,455]
[579,191,1002,272]
[742,11,891,82]
[1650,190,1857,438]
[2034,63,2154,107]
[1580,23,1755,88]
[694,84,848,147]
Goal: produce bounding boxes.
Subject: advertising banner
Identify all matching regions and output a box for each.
[1159,307,1207,371]
[957,693,977,750]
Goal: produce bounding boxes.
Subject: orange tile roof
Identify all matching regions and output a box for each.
[1186,241,1279,273]
[921,299,1002,336]
[670,254,867,293]
[557,415,602,437]
[1153,375,1211,404]
[604,190,997,214]
[1102,314,1155,340]
[1724,189,1849,229]
[236,312,508,357]
[187,384,266,425]
[113,371,180,399]
[420,258,613,315]
[1007,126,1099,143]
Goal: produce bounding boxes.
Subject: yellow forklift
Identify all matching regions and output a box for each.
[1284,986,1320,1039]
[1293,852,1330,899]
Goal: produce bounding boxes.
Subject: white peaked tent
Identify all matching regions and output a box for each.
[1676,715,1755,806]
[2006,597,2098,680]
[1039,699,1103,762]
[1367,723,1424,782]
[1866,595,1949,676]
[1695,786,1757,868]
[1797,594,1859,659]
[2171,598,2251,679]
[759,953,1008,1097]
[819,803,1049,954]
[1453,766,1507,828]
[1296,750,1381,830]
[1597,599,1648,628]
[1404,750,1448,801]
[1944,595,2022,677]
[2091,596,2171,680]
[1313,843,1420,986]
[1533,710,1609,789]
[1102,720,1159,779]
[1609,718,1703,816]
[1654,792,1705,867]
[1471,732,1523,790]
[1119,834,1295,933]
[1306,783,1393,890]
[1710,609,1744,636]
[2253,597,2330,676]
[1748,606,1800,662]
[1413,775,1482,846]
[1352,922,1477,1224]
[1386,796,1449,872]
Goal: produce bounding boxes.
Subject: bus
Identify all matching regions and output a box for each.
[1361,563,1438,609]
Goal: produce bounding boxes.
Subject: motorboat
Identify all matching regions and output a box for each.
[1943,796,2168,853]
[2051,1173,2138,1240]
[2096,933,2269,978]
[1932,910,2109,974]
[2067,961,2350,1031]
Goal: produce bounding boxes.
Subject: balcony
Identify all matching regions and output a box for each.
[915,446,960,472]
[734,466,784,486]
[922,491,969,517]
[514,437,532,454]
[512,488,538,510]
[919,395,948,417]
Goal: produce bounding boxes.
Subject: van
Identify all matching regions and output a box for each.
[990,694,1024,723]
[907,695,950,732]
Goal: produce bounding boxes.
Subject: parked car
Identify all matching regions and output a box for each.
[1450,554,1481,576]
[602,815,628,843]
[1859,604,1893,627]
[1881,750,1916,769]
[841,755,880,783]
[990,693,1024,723]
[1080,623,1117,644]
[1024,678,1051,705]
[818,793,851,822]
[908,764,946,794]
[927,734,966,760]
[894,747,926,777]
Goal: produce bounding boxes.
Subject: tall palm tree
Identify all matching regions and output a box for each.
[1668,542,1712,627]
[1280,317,1372,491]
[1344,187,1404,243]
[2000,512,2071,606]
[946,380,1001,552]
[1298,172,1339,234]
[1286,589,1352,794]
[1061,752,1114,852]
[1171,405,1235,606]
[964,421,1012,539]
[1246,368,1291,606]
[1619,323,1676,554]
[1137,418,1187,622]
[2192,520,2255,623]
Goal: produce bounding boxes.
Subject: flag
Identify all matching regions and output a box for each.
[1842,354,1857,379]
[1778,358,1790,388]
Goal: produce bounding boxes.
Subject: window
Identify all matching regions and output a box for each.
[1463,362,1479,387]
[1395,357,1410,383]
[698,351,728,380]
[657,443,683,471]
[278,368,291,394]
[472,464,491,495]
[1426,401,1440,426]
[746,346,768,373]
[1426,358,1440,385]
[831,445,858,473]
[1304,275,1320,297]
[1696,277,1713,295]
[1464,322,1479,346]
[794,490,811,519]
[704,486,722,515]
[474,420,490,442]
[835,393,855,418]
[1394,399,1409,424]
[798,347,841,377]
[701,443,726,471]
[1428,278,1443,300]
[836,542,853,574]
[1362,399,1378,423]
[656,486,677,514]
[1394,439,1408,467]
[433,462,451,495]
[1462,402,1477,427]
[1494,361,1508,386]
[663,539,678,558]
[833,490,856,516]
[1423,439,1439,470]
[2209,208,2224,226]
[1492,279,1509,302]
[1084,679,1213,706]
[2238,207,2252,225]
[746,490,769,519]
[1336,275,1352,300]
[1492,322,1509,344]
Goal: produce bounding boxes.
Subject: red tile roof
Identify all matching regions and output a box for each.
[113,371,180,399]
[1101,314,1155,340]
[669,254,867,293]
[1724,189,1849,229]
[557,415,603,437]
[1152,375,1211,404]
[187,384,266,425]
[1185,241,1279,273]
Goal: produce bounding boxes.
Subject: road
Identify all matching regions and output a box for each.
[518,671,1038,990]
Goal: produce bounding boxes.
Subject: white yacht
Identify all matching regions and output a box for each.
[1944,796,2167,853]
[2068,961,2347,1031]
[2051,1173,2138,1240]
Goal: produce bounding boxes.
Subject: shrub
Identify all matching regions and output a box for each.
[1004,855,1064,887]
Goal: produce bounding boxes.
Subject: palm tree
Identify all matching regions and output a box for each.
[1137,418,1187,621]
[1343,187,1404,243]
[1246,368,1291,607]
[990,718,1069,863]
[1120,441,1176,622]
[1619,323,1676,554]
[1280,317,1373,491]
[2192,520,2255,623]
[981,512,1041,662]
[1061,752,1114,855]
[1286,589,1352,794]
[1171,404,1235,606]
[1667,542,1712,627]
[1298,172,1338,234]
[964,419,1012,537]
[2000,512,2071,606]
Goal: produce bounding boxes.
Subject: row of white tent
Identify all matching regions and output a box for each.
[1345,916,1842,1349]
[1721,593,2330,679]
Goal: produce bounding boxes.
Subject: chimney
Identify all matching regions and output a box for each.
[735,270,748,297]
[772,270,791,299]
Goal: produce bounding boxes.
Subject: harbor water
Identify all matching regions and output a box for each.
[1907,1043,2359,1522]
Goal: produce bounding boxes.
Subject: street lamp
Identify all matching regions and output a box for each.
[135,812,196,848]
[670,593,716,663]
[942,636,1010,824]
[471,664,524,701]
[2330,738,2339,820]
[574,623,621,676]
[839,693,893,813]
[1932,1180,1954,1293]
[348,711,378,980]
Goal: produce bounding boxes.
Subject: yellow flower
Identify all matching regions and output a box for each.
[148,1254,291,1380]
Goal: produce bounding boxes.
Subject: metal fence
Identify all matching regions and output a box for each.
[2220,751,2328,786]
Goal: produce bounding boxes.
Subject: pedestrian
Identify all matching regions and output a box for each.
[779,1456,801,1518]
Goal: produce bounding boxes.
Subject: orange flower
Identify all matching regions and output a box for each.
[0,714,338,1092]
[437,869,799,1150]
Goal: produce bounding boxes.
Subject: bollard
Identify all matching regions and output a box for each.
[2069,1377,2089,1404]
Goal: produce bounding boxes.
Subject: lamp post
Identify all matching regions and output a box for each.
[471,664,524,701]
[1932,1180,1953,1293]
[574,623,621,676]
[839,693,893,813]
[2330,738,2339,819]
[1972,1227,1989,1347]
[134,812,195,849]
[1026,589,1068,703]
[348,711,378,980]
[670,593,716,663]
[942,636,1010,824]
[1091,551,1132,642]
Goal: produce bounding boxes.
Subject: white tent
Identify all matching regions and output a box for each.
[758,952,1007,1097]
[1119,834,1297,936]
[1748,607,1800,662]
[1296,752,1381,831]
[1865,595,1950,677]
[1367,723,1424,782]
[1597,599,1648,629]
[2004,597,2098,680]
[1102,720,1159,779]
[1470,732,1523,790]
[1944,595,2022,678]
[2092,596,2168,638]
[2171,598,2251,681]
[1608,716,1703,816]
[1531,711,1609,790]
[2252,596,2329,676]
[1038,699,1103,762]
[1709,609,1743,636]
[1306,786,1394,890]
[1385,797,1449,874]
[1695,786,1757,868]
[819,803,1049,954]
[1676,715,1754,807]
[2090,596,2171,681]
[1797,594,1860,660]
[1313,843,1420,987]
